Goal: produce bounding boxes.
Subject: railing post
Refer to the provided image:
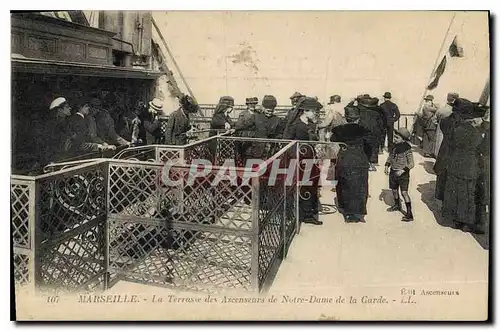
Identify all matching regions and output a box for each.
[250,176,260,292]
[295,142,301,235]
[282,160,287,258]
[30,179,41,295]
[103,162,110,291]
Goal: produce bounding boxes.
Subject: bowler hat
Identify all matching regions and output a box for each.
[290,92,304,100]
[383,92,392,99]
[395,128,411,141]
[149,98,164,112]
[424,95,434,101]
[328,95,341,104]
[245,97,258,105]
[262,95,277,109]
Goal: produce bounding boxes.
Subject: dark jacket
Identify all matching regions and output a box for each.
[266,114,285,139]
[235,110,256,138]
[68,113,101,153]
[433,112,463,174]
[209,112,233,137]
[37,115,73,165]
[447,122,482,180]
[330,123,373,169]
[95,110,129,146]
[358,104,385,138]
[164,108,189,145]
[379,100,400,126]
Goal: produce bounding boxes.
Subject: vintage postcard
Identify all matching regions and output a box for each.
[10,9,490,321]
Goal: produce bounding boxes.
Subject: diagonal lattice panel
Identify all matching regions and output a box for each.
[184,140,214,165]
[39,220,105,291]
[13,253,30,285]
[158,148,181,164]
[11,183,30,248]
[258,207,284,287]
[38,167,106,242]
[108,164,159,217]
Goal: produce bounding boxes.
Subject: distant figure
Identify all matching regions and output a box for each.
[379,91,400,152]
[420,95,438,157]
[318,95,346,140]
[384,128,415,222]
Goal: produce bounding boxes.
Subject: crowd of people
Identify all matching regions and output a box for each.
[39,88,490,234]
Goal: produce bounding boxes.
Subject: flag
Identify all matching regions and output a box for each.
[427,56,447,90]
[449,36,464,58]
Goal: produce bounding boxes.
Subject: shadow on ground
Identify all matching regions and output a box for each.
[417,181,489,250]
[379,189,394,207]
[419,161,436,175]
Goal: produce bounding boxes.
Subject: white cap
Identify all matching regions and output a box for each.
[49,97,67,110]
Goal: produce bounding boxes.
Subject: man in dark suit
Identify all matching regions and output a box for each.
[68,101,113,154]
[379,92,401,151]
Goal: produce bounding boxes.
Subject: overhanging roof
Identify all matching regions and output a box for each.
[11,55,164,80]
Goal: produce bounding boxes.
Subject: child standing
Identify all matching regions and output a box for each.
[384,128,415,222]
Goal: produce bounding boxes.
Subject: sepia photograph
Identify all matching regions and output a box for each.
[9,7,491,321]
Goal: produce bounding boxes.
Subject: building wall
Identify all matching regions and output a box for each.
[152,11,489,113]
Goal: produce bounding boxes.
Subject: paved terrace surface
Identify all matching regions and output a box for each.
[18,147,489,320]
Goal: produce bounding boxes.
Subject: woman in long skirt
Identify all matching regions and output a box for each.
[330,106,374,222]
[284,97,322,225]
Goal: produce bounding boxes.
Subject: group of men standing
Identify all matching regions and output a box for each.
[39,93,174,167]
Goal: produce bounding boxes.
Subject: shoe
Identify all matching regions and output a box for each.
[401,214,414,222]
[345,215,359,223]
[303,219,323,225]
[387,205,400,212]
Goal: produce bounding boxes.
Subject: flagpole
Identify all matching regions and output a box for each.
[416,12,457,113]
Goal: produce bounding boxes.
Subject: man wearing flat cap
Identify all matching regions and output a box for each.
[379,92,400,151]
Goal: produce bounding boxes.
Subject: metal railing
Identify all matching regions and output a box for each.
[11,134,347,294]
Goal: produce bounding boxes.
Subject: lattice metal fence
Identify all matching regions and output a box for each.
[11,177,34,288]
[11,161,109,293]
[12,134,338,294]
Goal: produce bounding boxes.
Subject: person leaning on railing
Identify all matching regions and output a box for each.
[164,95,200,145]
[66,100,116,155]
